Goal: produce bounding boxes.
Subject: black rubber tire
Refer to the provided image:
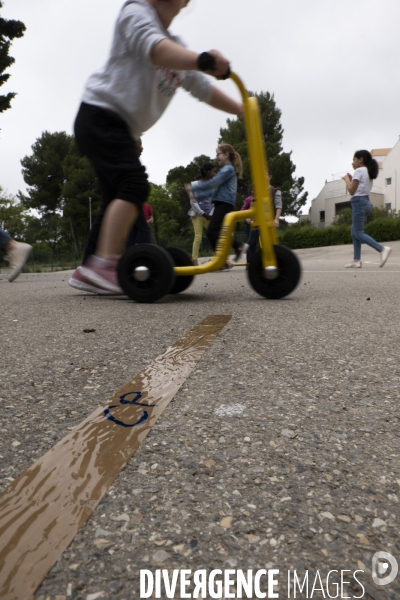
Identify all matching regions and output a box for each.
[166,247,195,294]
[247,245,301,299]
[117,244,175,303]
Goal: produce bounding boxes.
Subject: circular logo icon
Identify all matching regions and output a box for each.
[372,551,398,586]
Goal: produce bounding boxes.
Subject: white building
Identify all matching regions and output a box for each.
[307,140,400,227]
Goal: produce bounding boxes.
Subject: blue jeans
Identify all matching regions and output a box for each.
[351,196,382,260]
[0,227,12,250]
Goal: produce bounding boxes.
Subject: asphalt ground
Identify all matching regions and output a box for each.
[1,241,400,600]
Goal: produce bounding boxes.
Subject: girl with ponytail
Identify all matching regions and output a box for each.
[342,150,391,268]
[186,143,243,270]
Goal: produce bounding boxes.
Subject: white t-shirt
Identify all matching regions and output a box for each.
[82,0,212,140]
[352,166,373,198]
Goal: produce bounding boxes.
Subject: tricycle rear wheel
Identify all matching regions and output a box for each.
[117,244,175,303]
[165,247,195,294]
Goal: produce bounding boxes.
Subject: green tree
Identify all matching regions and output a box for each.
[20,131,100,252]
[24,212,63,253]
[219,91,308,215]
[0,186,26,237]
[23,214,43,246]
[19,131,72,214]
[62,139,101,253]
[0,1,25,116]
[149,183,181,244]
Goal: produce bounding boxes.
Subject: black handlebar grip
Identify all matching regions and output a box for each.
[219,67,231,80]
[198,53,231,80]
[197,52,216,72]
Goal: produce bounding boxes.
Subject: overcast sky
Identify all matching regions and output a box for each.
[2,0,400,214]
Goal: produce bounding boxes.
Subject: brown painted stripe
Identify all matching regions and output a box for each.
[0,315,231,600]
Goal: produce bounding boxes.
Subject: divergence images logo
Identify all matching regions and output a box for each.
[372,552,398,586]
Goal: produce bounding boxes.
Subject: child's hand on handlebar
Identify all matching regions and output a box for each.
[203,50,230,80]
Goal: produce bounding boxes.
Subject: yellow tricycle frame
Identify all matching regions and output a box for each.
[174,71,278,278]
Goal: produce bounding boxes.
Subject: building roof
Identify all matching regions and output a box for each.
[370,148,391,168]
[371,148,391,157]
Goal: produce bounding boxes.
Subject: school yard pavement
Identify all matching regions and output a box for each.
[1,241,400,600]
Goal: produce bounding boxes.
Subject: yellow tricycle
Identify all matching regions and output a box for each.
[117,72,302,303]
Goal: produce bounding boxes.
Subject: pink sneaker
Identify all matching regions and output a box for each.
[79,256,123,294]
[68,266,117,295]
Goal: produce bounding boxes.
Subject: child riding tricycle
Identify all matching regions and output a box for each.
[117,72,301,303]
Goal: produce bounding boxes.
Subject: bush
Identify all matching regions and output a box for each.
[333,206,397,227]
[364,217,400,242]
[277,215,400,249]
[366,206,391,222]
[332,208,352,226]
[278,225,352,249]
[290,218,313,229]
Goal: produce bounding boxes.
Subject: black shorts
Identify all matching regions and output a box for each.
[74,102,149,209]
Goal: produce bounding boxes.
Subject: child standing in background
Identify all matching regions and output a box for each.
[188,162,216,266]
[246,172,282,265]
[343,150,391,268]
[187,143,243,270]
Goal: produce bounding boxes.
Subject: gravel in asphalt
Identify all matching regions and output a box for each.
[1,241,400,600]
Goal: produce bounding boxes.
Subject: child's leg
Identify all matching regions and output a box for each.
[0,228,13,251]
[191,216,203,260]
[80,201,139,293]
[232,237,243,259]
[75,103,149,251]
[6,240,33,282]
[352,198,382,257]
[96,200,139,258]
[245,222,250,243]
[1,228,33,283]
[74,103,149,292]
[206,202,232,251]
[247,228,259,263]
[127,209,152,247]
[202,216,210,230]
[350,200,362,261]
[81,173,113,264]
[231,222,243,259]
[82,210,104,264]
[352,229,383,254]
[351,224,361,261]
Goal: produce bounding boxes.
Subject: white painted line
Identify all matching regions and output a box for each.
[303,270,400,273]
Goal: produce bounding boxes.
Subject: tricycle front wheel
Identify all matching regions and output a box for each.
[247,245,301,299]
